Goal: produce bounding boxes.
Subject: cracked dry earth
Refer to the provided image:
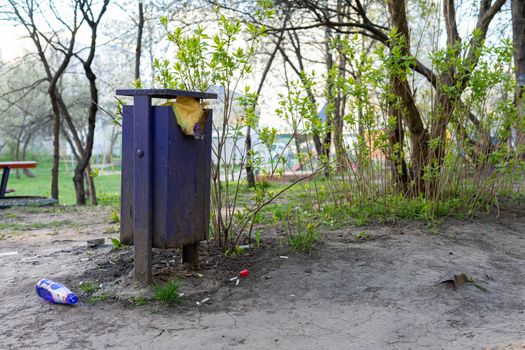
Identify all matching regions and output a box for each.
[0,204,524,350]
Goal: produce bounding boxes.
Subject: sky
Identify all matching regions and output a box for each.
[0,1,136,62]
[0,23,27,61]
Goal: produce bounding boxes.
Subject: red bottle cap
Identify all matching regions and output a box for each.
[239,269,249,278]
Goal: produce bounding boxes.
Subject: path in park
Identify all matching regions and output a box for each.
[0,205,524,349]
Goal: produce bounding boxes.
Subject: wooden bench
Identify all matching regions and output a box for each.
[0,161,38,199]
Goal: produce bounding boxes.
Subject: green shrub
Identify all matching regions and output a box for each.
[286,208,321,253]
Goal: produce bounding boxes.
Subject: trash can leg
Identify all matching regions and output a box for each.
[133,95,153,284]
[182,242,199,269]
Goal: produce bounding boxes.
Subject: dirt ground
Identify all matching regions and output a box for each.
[0,203,524,350]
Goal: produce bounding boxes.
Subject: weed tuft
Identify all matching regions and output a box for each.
[87,293,111,305]
[110,209,120,223]
[130,296,146,306]
[153,279,182,305]
[288,222,320,253]
[111,237,123,250]
[255,230,262,247]
[224,245,245,257]
[79,281,98,294]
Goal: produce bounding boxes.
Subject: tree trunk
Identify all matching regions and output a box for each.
[71,0,109,205]
[333,51,346,173]
[85,165,97,203]
[387,77,409,194]
[14,131,21,179]
[429,80,455,172]
[135,2,144,81]
[78,60,99,206]
[73,169,87,205]
[21,133,31,160]
[513,0,525,150]
[9,0,81,202]
[427,0,506,192]
[245,129,256,186]
[293,132,304,168]
[333,0,347,173]
[245,11,290,187]
[387,0,429,194]
[105,126,120,164]
[58,93,89,204]
[426,0,460,193]
[323,23,334,174]
[49,88,61,200]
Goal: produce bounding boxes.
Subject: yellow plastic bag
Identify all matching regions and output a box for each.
[162,96,205,136]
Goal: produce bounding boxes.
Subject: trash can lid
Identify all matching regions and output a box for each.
[116,89,217,100]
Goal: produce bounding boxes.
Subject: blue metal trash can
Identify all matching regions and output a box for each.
[116,89,217,283]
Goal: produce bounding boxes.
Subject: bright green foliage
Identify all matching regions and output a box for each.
[111,237,123,250]
[153,279,182,305]
[147,1,522,253]
[155,12,266,92]
[155,5,301,251]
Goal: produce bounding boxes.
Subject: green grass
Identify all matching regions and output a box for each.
[0,219,75,231]
[153,279,182,305]
[79,281,99,294]
[0,156,121,205]
[130,296,146,306]
[87,293,111,305]
[4,155,519,238]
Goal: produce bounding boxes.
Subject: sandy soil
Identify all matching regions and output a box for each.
[0,203,524,350]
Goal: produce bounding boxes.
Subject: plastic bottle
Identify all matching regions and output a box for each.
[36,279,78,305]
